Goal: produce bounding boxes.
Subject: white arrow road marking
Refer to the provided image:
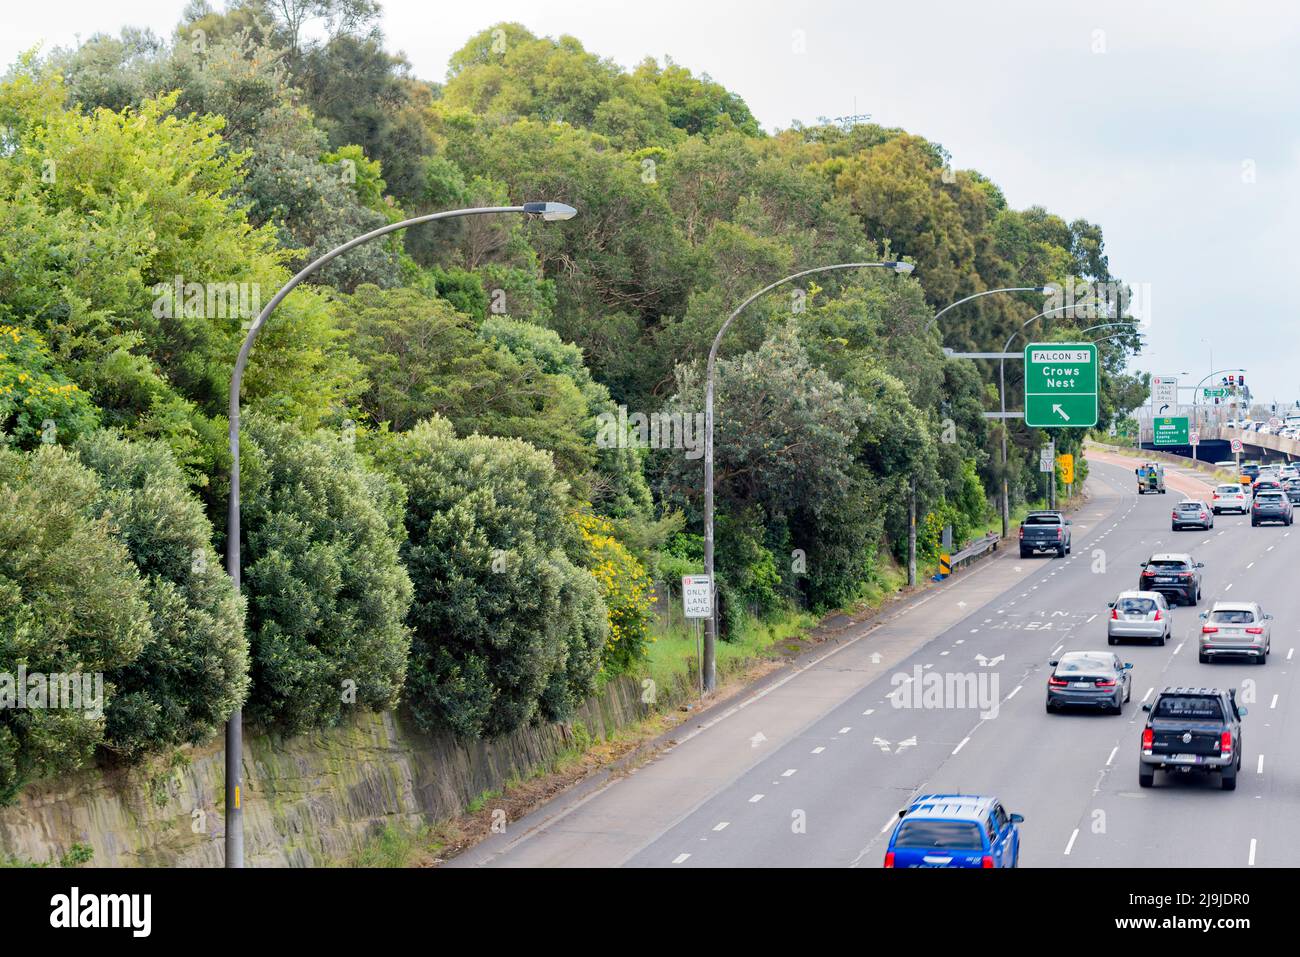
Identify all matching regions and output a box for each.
[874,737,892,752]
[750,732,767,747]
[895,736,917,754]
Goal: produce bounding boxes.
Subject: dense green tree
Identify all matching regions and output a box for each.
[373,417,606,737]
[239,415,413,734]
[74,430,247,757]
[0,444,152,801]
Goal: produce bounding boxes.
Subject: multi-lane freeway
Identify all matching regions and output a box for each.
[452,453,1300,868]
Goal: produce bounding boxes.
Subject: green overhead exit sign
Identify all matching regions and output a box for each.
[1023,343,1099,428]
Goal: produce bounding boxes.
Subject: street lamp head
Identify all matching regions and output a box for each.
[523,201,578,221]
[887,261,915,275]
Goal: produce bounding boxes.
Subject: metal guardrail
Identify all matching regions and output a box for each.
[950,533,1001,572]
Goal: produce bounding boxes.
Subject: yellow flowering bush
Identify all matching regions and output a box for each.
[0,325,99,448]
[574,511,656,671]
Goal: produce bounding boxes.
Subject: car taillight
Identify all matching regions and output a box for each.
[1246,626,1264,634]
[1111,608,1120,619]
[1178,572,1192,578]
[1142,569,1155,576]
[1142,728,1154,750]
[1095,679,1116,688]
[1153,609,1162,621]
[1049,676,1068,687]
[1220,731,1233,756]
[883,851,895,868]
[1056,527,1064,540]
[1018,527,1024,539]
[1171,510,1178,519]
[1202,625,1218,633]
[981,855,995,868]
[1200,512,1208,519]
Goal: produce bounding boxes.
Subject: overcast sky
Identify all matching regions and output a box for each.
[6,0,1300,408]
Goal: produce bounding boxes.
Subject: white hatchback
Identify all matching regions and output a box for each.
[1211,483,1249,514]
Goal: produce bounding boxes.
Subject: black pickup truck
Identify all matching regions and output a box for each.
[1139,687,1245,790]
[1018,511,1072,558]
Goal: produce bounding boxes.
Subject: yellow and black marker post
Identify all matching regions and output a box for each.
[939,553,952,577]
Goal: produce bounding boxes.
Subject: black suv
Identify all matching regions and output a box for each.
[1252,489,1294,526]
[1284,478,1300,506]
[1018,511,1072,558]
[1138,553,1203,606]
[1140,687,1245,790]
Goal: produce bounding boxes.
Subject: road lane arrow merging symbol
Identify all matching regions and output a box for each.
[873,736,918,755]
[974,654,1006,667]
[869,652,882,664]
[1052,403,1070,421]
[750,732,767,748]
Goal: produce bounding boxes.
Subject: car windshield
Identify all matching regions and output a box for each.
[1178,502,1203,510]
[1257,493,1283,503]
[1024,514,1061,525]
[893,820,984,850]
[1057,655,1112,673]
[1153,696,1224,720]
[1148,560,1189,570]
[1117,597,1156,614]
[1210,609,1256,624]
[1216,486,1241,495]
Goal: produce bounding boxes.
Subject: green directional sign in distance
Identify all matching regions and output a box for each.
[1023,342,1099,428]
[1153,416,1190,446]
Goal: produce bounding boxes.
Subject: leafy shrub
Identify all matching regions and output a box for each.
[240,416,413,734]
[74,430,247,756]
[0,445,151,802]
[374,417,607,737]
[0,325,99,449]
[574,512,655,670]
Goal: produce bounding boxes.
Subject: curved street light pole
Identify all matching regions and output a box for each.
[1189,367,1247,460]
[223,201,576,868]
[929,285,1051,334]
[702,260,914,693]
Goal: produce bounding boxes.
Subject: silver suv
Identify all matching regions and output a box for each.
[1198,601,1273,664]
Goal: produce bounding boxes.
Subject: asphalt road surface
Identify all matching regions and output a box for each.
[451,455,1298,868]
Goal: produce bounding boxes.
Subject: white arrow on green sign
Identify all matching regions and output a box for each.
[1023,342,1099,428]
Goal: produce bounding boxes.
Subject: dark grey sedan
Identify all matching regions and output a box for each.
[1046,652,1133,715]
